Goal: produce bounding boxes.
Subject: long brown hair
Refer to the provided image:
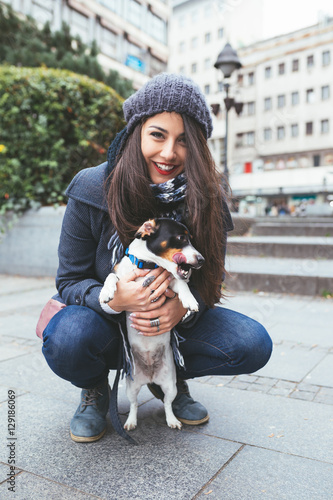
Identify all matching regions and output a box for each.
[107,114,230,308]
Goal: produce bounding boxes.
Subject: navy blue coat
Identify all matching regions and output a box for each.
[53,161,233,327]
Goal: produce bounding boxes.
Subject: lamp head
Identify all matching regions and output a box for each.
[214,43,242,78]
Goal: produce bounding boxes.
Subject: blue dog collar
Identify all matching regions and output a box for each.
[125,248,159,270]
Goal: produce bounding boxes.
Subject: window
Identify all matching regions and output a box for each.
[265,66,272,78]
[204,84,210,95]
[191,63,197,73]
[291,124,299,137]
[322,50,330,66]
[278,63,285,75]
[248,72,255,85]
[179,41,185,53]
[218,27,224,38]
[321,119,329,134]
[128,0,141,28]
[102,0,119,12]
[277,126,285,140]
[235,132,254,147]
[148,12,167,43]
[292,59,299,71]
[191,37,198,49]
[217,81,223,92]
[69,10,89,42]
[306,89,314,103]
[100,28,117,58]
[179,65,185,74]
[245,132,255,146]
[277,95,285,108]
[321,85,330,100]
[307,55,314,68]
[264,128,272,141]
[313,155,321,167]
[237,74,244,86]
[291,91,299,106]
[204,32,211,43]
[306,122,313,135]
[264,97,272,111]
[204,58,211,70]
[31,2,53,24]
[150,55,166,77]
[236,133,243,147]
[247,102,255,115]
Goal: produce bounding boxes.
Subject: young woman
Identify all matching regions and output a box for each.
[38,73,272,443]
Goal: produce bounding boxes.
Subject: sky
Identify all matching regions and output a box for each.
[261,0,333,38]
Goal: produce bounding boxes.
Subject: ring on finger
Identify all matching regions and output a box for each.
[157,325,160,332]
[142,276,156,288]
[150,318,160,327]
[170,292,177,299]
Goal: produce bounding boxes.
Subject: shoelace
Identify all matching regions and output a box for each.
[82,388,103,408]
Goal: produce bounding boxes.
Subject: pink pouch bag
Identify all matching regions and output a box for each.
[36,299,66,339]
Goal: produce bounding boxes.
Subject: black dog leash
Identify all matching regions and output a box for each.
[109,326,138,446]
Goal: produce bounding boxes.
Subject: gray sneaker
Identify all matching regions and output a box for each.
[148,379,209,425]
[70,380,110,442]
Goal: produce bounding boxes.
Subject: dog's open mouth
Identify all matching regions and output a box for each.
[177,263,192,280]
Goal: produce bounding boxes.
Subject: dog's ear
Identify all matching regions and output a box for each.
[135,219,159,240]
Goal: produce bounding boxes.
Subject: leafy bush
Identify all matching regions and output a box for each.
[0,3,134,99]
[0,66,125,213]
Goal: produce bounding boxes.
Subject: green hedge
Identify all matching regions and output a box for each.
[0,66,125,213]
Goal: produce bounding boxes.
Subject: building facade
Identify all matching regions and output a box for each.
[3,0,170,88]
[169,0,265,177]
[169,1,333,215]
[230,19,333,215]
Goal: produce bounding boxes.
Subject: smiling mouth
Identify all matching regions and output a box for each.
[153,162,179,174]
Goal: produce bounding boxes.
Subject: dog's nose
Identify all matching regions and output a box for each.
[196,254,205,267]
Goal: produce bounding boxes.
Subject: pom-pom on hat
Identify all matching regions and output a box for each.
[123,73,213,139]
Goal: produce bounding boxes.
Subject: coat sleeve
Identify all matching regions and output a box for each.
[55,198,120,322]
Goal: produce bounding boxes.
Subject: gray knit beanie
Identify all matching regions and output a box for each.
[123,73,213,139]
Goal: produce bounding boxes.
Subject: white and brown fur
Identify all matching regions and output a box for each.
[99,218,204,431]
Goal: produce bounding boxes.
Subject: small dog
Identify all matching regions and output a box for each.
[99,218,204,431]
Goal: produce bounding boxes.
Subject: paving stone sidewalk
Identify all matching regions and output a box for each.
[0,276,332,499]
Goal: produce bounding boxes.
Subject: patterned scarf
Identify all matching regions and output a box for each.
[107,172,188,269]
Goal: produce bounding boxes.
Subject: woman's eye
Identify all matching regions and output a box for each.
[151,132,164,139]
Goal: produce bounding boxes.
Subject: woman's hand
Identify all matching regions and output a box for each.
[129,289,187,336]
[107,267,173,313]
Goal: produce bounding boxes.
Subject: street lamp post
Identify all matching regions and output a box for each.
[214,43,242,182]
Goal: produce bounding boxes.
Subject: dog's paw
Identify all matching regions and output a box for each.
[124,418,137,431]
[166,416,182,430]
[99,288,112,304]
[99,274,118,304]
[181,296,199,312]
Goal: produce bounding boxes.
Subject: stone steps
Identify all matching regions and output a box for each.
[228,236,333,259]
[224,255,333,296]
[251,221,333,237]
[225,217,333,295]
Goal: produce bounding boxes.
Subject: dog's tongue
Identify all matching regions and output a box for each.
[172,252,186,264]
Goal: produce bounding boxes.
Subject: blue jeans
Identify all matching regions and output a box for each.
[42,305,272,389]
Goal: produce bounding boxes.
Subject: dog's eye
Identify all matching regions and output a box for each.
[176,235,187,243]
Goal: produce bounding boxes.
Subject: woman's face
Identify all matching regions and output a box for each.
[141,112,187,184]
